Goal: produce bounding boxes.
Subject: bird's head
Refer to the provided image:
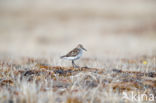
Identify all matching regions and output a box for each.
[77,44,87,51]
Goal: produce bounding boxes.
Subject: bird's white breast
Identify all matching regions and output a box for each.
[63,49,83,60]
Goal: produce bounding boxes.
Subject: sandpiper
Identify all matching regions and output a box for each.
[60,44,87,68]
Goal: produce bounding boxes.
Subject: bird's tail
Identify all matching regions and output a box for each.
[60,56,65,59]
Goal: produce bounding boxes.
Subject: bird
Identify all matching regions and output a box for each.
[60,44,87,68]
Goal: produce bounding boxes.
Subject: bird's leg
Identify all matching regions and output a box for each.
[72,60,79,68]
[72,60,76,68]
[72,60,74,67]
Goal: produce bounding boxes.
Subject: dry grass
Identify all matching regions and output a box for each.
[0,55,155,103]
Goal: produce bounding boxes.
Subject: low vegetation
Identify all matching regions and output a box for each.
[0,55,155,103]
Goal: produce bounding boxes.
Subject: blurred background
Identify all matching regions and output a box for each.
[0,0,156,58]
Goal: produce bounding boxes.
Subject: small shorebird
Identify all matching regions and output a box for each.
[60,44,87,68]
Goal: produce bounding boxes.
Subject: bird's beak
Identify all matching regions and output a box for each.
[82,47,87,51]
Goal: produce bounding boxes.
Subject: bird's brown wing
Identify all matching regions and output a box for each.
[65,48,80,57]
